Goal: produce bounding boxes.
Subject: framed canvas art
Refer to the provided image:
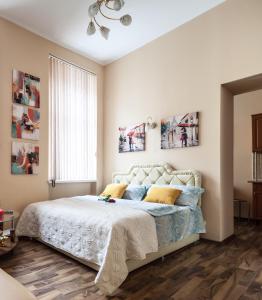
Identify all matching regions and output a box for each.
[161,112,199,149]
[12,104,40,140]
[12,69,40,108]
[119,123,145,153]
[11,142,39,175]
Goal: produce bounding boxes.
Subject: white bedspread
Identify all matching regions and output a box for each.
[16,196,158,294]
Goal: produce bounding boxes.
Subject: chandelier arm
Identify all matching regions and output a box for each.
[93,17,102,28]
[99,4,120,21]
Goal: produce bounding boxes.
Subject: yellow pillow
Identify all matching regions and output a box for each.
[144,187,182,205]
[100,183,127,199]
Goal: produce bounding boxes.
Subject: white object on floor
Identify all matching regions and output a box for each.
[0,268,36,300]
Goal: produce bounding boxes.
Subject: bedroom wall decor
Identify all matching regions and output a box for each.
[118,123,145,153]
[11,141,39,175]
[12,104,40,140]
[0,17,103,210]
[161,112,199,149]
[12,69,40,108]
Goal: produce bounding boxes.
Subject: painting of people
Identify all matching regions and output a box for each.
[161,112,199,149]
[11,142,39,175]
[12,69,40,108]
[12,104,40,140]
[119,123,145,153]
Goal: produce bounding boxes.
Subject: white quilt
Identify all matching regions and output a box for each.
[16,196,158,294]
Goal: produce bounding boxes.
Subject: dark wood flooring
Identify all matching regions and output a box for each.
[1,224,262,299]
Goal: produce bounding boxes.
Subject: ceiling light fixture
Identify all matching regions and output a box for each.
[87,0,132,40]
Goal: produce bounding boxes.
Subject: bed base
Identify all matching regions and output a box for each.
[36,233,199,273]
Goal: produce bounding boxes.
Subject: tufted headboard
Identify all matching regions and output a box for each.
[112,163,201,206]
[113,163,202,206]
[113,163,201,186]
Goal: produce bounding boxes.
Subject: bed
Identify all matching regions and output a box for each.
[16,163,206,295]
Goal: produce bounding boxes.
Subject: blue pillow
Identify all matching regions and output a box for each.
[175,186,204,207]
[149,184,204,208]
[122,185,148,201]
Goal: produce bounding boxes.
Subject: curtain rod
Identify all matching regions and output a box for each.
[49,54,97,76]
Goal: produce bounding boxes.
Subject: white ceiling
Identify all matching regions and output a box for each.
[0,0,225,65]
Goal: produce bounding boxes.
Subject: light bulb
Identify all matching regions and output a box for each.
[88,2,99,18]
[87,21,96,35]
[120,14,132,26]
[100,26,110,40]
[113,0,124,11]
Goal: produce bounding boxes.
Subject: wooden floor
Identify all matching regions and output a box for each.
[1,224,262,299]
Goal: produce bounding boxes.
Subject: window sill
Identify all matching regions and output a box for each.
[48,180,97,184]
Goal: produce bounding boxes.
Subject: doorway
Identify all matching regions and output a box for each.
[221,74,262,238]
[233,90,262,222]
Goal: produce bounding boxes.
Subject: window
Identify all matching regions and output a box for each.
[49,56,97,183]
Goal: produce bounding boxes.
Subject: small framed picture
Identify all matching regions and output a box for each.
[11,141,39,175]
[119,123,145,153]
[161,112,199,149]
[12,69,40,108]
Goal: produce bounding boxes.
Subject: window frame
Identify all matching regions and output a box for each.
[48,54,97,184]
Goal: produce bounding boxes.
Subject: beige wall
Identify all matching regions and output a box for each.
[234,90,262,212]
[0,17,104,212]
[104,0,262,241]
[1,0,262,242]
[220,86,234,239]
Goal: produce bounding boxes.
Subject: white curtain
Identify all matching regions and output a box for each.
[49,56,97,182]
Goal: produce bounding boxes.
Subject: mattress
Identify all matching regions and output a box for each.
[92,196,206,246]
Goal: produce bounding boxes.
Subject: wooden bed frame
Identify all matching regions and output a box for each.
[38,163,203,273]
